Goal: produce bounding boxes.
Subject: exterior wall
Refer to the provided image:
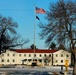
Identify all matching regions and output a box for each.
[0,49,71,66]
[0,50,17,65]
[16,53,34,65]
[0,50,52,66]
[53,50,71,66]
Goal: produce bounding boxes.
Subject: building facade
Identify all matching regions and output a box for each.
[0,49,71,66]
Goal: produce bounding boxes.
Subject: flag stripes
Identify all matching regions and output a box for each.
[35,7,46,14]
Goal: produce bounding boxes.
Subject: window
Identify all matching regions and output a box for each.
[24,54,26,57]
[28,59,31,62]
[13,59,15,62]
[2,59,4,62]
[56,54,58,57]
[49,54,51,57]
[7,59,9,62]
[29,54,31,57]
[56,60,58,63]
[39,59,42,62]
[34,54,36,57]
[33,59,37,61]
[19,54,21,56]
[7,54,9,56]
[44,54,46,57]
[39,54,41,57]
[61,54,63,57]
[24,59,27,61]
[66,54,69,57]
[61,60,63,63]
[13,54,15,56]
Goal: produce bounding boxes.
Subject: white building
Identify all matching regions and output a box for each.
[0,49,71,66]
[53,50,71,66]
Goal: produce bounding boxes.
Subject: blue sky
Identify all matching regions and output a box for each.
[0,0,57,49]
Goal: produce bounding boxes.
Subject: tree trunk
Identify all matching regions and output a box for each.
[74,52,76,75]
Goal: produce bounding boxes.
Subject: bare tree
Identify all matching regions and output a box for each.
[39,0,76,74]
[0,14,29,54]
[43,55,51,65]
[58,43,66,50]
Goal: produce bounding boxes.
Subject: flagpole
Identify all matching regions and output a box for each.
[34,4,36,61]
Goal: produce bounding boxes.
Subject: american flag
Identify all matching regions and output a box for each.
[35,7,46,14]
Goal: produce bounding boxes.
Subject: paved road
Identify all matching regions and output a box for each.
[0,71,54,75]
[0,66,73,72]
[0,66,73,75]
[0,70,73,75]
[9,71,54,75]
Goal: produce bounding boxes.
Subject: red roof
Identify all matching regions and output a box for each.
[14,49,58,53]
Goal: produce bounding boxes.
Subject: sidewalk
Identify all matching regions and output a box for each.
[43,66,73,70]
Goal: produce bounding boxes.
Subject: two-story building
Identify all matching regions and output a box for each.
[0,49,71,66]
